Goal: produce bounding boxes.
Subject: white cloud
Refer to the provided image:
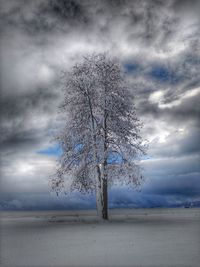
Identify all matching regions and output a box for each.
[149,90,165,104]
[148,87,200,109]
[1,150,57,193]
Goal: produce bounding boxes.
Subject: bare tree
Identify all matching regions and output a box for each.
[51,53,145,220]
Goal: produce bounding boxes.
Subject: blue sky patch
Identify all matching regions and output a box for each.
[124,62,139,74]
[107,152,123,164]
[149,65,180,84]
[37,144,62,156]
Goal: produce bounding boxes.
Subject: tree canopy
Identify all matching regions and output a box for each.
[51,53,146,219]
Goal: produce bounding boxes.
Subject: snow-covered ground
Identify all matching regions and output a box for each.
[1,208,200,267]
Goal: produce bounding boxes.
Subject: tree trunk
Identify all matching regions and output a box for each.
[95,166,103,218]
[98,161,108,220]
[101,178,108,220]
[96,165,108,220]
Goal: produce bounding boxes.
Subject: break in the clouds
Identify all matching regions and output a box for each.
[0,0,200,210]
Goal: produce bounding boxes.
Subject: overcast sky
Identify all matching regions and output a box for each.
[0,0,200,210]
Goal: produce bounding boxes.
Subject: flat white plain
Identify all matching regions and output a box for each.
[1,208,200,267]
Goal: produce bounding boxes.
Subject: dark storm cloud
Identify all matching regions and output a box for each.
[0,192,96,210]
[1,186,199,210]
[1,86,58,120]
[1,0,196,50]
[173,0,200,13]
[170,97,200,124]
[0,0,91,35]
[0,0,200,209]
[109,187,200,208]
[144,173,200,197]
[0,86,60,149]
